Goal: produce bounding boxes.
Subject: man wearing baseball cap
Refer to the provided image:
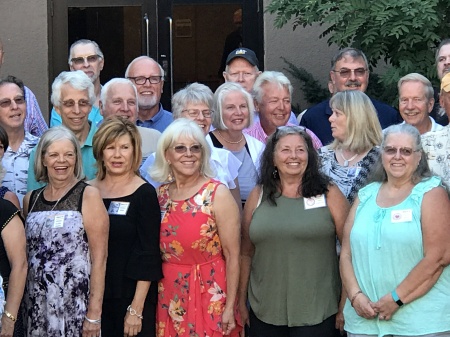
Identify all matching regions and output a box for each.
[421,72,450,187]
[223,47,298,125]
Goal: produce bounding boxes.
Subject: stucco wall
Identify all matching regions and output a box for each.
[0,0,49,120]
[263,0,338,112]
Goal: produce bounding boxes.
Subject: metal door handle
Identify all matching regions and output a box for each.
[168,17,173,98]
[144,13,149,56]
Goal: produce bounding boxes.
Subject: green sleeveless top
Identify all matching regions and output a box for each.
[249,193,340,326]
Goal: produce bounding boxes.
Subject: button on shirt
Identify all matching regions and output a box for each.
[1,132,39,207]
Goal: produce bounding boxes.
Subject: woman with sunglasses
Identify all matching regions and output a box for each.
[239,126,349,336]
[150,118,241,337]
[341,123,450,337]
[319,90,383,204]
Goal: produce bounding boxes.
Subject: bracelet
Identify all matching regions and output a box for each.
[3,310,16,322]
[85,316,101,324]
[350,290,363,307]
[127,305,143,319]
[391,290,404,307]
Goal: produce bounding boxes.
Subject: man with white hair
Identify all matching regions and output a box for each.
[50,39,105,127]
[99,78,161,162]
[243,71,322,148]
[125,56,172,132]
[28,70,98,190]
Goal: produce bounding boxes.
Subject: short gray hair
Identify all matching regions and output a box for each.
[100,78,138,112]
[150,118,215,182]
[34,126,84,183]
[51,70,96,108]
[171,83,213,119]
[397,73,434,101]
[68,39,104,65]
[212,82,254,130]
[331,48,369,70]
[124,56,164,78]
[253,71,293,103]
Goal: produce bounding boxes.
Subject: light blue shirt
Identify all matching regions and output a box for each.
[136,104,173,132]
[50,106,103,127]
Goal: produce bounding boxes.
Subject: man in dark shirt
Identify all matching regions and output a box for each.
[300,48,401,145]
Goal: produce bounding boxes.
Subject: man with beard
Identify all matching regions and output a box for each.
[300,48,401,145]
[431,39,450,126]
[50,39,104,127]
[125,56,172,132]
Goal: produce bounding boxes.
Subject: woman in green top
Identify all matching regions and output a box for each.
[239,126,350,336]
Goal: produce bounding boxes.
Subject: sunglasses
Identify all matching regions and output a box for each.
[383,146,420,157]
[70,54,101,66]
[332,68,367,78]
[172,144,202,154]
[0,96,25,108]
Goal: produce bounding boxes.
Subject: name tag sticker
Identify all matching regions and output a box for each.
[108,201,130,215]
[52,214,65,228]
[391,209,413,223]
[304,194,327,210]
[347,166,362,178]
[160,210,166,222]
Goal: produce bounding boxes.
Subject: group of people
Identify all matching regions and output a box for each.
[0,35,450,337]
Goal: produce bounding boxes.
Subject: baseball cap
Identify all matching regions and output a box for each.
[441,72,450,92]
[226,48,259,68]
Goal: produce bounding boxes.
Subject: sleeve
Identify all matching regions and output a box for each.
[304,127,323,149]
[49,108,62,127]
[125,183,163,281]
[24,87,48,137]
[0,199,20,230]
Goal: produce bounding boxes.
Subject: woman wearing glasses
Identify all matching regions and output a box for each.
[151,119,241,336]
[319,90,382,204]
[140,83,242,209]
[209,82,264,206]
[341,124,450,337]
[239,126,349,336]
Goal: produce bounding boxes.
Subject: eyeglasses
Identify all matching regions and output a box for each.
[60,99,92,108]
[181,109,212,118]
[0,96,25,108]
[383,146,420,157]
[332,68,367,78]
[70,54,102,65]
[226,72,257,80]
[172,144,202,154]
[127,76,163,85]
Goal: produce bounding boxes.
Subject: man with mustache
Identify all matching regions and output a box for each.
[398,73,442,134]
[125,56,173,132]
[300,48,401,145]
[430,39,450,126]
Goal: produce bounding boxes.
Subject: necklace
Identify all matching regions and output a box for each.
[339,149,359,167]
[217,130,244,144]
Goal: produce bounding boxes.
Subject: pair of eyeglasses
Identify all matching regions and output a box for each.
[60,99,91,108]
[172,144,202,154]
[0,96,25,108]
[332,68,367,78]
[181,109,212,118]
[127,76,163,85]
[383,146,420,156]
[70,54,101,65]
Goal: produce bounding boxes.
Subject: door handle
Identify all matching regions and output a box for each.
[144,13,150,56]
[168,17,173,98]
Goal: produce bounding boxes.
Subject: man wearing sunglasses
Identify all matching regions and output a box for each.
[0,37,48,137]
[125,56,173,132]
[50,39,104,128]
[300,48,401,145]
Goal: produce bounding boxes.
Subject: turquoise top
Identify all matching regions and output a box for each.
[49,106,103,127]
[27,124,98,191]
[344,176,450,336]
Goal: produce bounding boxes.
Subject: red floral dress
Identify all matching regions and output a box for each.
[156,180,241,337]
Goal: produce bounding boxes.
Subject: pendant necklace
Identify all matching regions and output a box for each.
[339,149,358,167]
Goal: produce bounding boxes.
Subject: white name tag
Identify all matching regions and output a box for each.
[108,201,130,215]
[391,209,413,223]
[49,214,65,228]
[304,194,327,209]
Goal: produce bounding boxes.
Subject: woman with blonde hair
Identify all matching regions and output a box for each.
[319,90,383,203]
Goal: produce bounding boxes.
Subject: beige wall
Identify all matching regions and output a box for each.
[0,0,49,120]
[263,0,338,111]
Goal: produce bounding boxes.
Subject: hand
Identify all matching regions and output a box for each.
[352,293,378,319]
[82,319,101,337]
[238,300,249,328]
[335,308,345,333]
[371,293,399,321]
[221,307,236,335]
[124,311,143,337]
[0,315,15,337]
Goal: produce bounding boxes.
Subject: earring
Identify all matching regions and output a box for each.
[272,167,278,179]
[167,170,174,182]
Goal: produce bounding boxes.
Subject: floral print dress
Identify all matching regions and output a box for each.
[157,180,240,337]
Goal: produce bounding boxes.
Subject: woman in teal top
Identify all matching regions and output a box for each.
[341,123,450,337]
[239,126,350,336]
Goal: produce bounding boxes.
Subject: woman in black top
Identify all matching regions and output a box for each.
[89,117,162,337]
